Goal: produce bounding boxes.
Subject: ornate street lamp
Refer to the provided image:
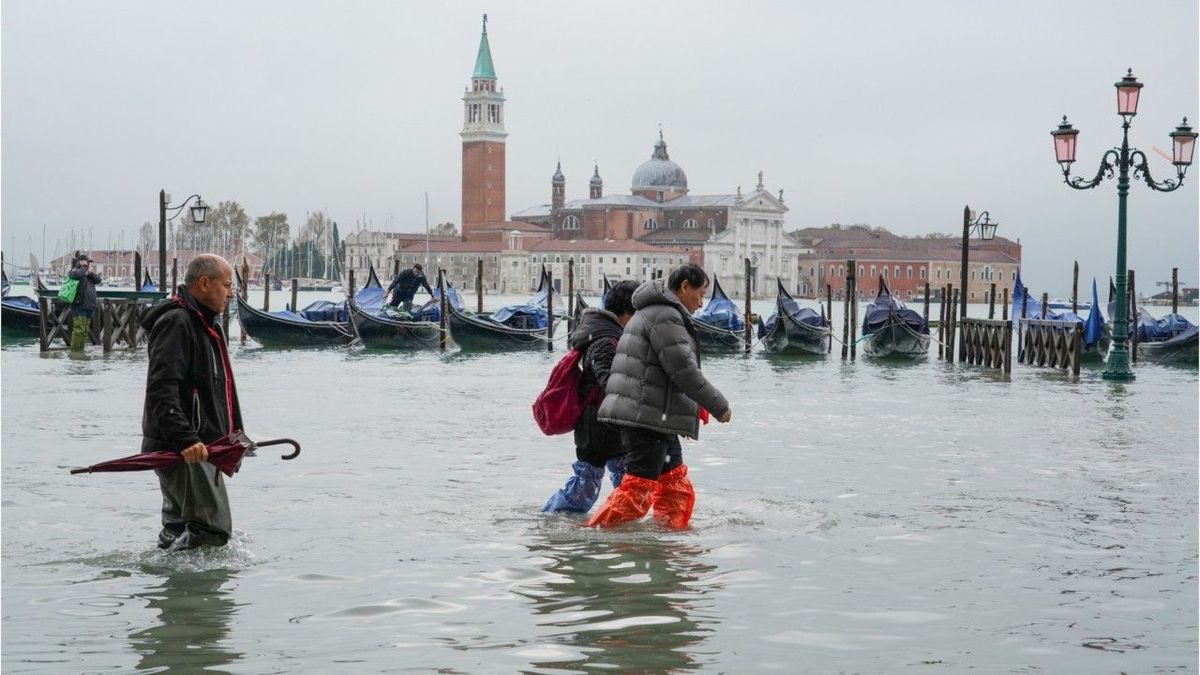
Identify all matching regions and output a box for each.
[959,205,998,359]
[1051,69,1195,381]
[159,190,208,293]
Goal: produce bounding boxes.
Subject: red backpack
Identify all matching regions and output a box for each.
[532,346,606,435]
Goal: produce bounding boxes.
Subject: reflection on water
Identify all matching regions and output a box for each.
[517,533,718,672]
[128,567,242,673]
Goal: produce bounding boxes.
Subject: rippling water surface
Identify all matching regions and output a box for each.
[3,295,1197,673]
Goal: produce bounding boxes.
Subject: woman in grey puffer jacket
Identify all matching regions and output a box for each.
[589,263,731,529]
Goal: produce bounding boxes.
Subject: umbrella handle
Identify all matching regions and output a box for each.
[255,438,301,460]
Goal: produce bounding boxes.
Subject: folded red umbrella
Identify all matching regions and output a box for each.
[70,430,300,483]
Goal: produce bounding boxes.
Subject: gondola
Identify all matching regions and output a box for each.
[861,278,930,358]
[348,269,445,349]
[756,278,828,354]
[235,268,379,347]
[1,267,44,334]
[1134,308,1198,365]
[444,268,562,350]
[689,277,746,351]
[568,275,612,339]
[1014,273,1111,359]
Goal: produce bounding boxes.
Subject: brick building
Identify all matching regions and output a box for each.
[793,226,1022,304]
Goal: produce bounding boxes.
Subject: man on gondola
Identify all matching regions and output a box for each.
[139,254,241,550]
[386,263,434,313]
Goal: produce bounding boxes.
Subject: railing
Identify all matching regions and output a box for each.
[960,318,1013,373]
[36,288,166,353]
[1018,319,1082,376]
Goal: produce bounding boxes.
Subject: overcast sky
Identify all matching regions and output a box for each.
[3,0,1197,294]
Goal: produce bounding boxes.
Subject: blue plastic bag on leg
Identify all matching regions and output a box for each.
[542,461,605,513]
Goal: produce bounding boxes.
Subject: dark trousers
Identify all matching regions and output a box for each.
[620,427,683,480]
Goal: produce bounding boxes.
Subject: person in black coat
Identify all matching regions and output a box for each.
[386,263,434,312]
[67,252,102,352]
[541,280,639,513]
[139,254,242,550]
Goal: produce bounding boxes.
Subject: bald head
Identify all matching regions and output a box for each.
[184,254,235,312]
[184,254,233,287]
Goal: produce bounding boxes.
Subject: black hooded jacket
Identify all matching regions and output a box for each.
[140,287,243,453]
[568,307,624,396]
[567,307,624,460]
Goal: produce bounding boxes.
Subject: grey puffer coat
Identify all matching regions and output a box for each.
[597,280,729,440]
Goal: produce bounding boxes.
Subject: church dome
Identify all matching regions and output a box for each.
[631,132,687,190]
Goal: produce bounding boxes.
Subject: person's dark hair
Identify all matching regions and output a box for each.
[668,263,708,292]
[606,280,638,317]
[412,263,423,273]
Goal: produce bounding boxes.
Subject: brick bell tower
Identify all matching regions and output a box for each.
[460,14,507,240]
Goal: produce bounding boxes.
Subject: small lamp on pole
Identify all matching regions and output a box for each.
[159,191,208,294]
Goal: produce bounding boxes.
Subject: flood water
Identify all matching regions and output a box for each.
[2,292,1197,673]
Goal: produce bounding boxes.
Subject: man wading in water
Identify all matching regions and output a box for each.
[140,254,242,550]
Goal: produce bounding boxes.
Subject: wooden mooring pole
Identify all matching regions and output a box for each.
[826,283,833,353]
[988,283,996,319]
[1002,287,1009,321]
[567,259,575,333]
[290,278,298,313]
[1040,292,1048,320]
[477,258,484,314]
[743,258,752,354]
[1071,260,1079,315]
[1172,267,1179,314]
[937,285,945,360]
[1129,269,1137,364]
[945,281,955,360]
[134,252,142,291]
[849,261,858,361]
[263,272,271,311]
[841,266,850,360]
[240,259,249,344]
[439,269,448,351]
[546,268,554,352]
[348,269,356,300]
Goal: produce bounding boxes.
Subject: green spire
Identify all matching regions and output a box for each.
[472,14,496,80]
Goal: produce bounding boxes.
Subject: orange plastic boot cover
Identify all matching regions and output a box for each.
[586,474,657,528]
[652,464,696,529]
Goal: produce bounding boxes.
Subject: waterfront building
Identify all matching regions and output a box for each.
[343,230,459,283]
[392,234,688,295]
[50,249,265,286]
[792,226,1022,304]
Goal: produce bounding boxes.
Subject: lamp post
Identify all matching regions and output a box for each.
[1051,69,1196,381]
[159,189,208,293]
[959,205,998,325]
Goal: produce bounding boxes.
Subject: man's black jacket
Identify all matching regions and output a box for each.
[386,269,434,304]
[140,287,243,453]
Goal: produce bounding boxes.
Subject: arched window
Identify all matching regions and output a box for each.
[882,266,889,278]
[562,215,580,230]
[907,266,913,279]
[683,219,697,229]
[643,218,658,230]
